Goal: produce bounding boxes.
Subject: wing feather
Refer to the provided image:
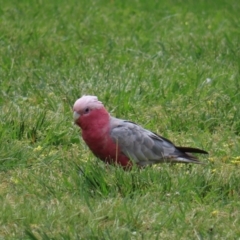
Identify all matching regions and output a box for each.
[110,118,205,166]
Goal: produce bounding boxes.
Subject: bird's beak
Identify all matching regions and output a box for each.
[73,111,80,122]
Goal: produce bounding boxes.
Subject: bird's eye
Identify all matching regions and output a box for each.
[84,108,90,114]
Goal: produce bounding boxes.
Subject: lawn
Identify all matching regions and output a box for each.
[0,0,240,239]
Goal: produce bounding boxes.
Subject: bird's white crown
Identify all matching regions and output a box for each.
[73,95,103,112]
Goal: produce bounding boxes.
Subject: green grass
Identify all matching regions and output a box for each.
[1,0,240,239]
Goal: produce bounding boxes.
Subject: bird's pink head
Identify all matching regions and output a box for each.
[73,95,108,129]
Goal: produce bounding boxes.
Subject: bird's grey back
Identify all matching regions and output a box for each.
[109,116,199,166]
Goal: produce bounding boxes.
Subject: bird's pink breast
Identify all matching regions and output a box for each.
[80,108,132,168]
[84,132,131,167]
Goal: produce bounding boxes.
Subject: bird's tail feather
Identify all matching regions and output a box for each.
[174,156,203,164]
[176,146,208,154]
[173,146,208,164]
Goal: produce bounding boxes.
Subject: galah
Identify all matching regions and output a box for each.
[73,95,208,168]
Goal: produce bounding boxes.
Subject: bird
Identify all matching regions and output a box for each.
[73,95,208,169]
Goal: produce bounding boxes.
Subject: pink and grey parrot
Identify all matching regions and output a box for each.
[73,95,208,169]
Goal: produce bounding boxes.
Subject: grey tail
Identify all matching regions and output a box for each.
[174,146,208,164]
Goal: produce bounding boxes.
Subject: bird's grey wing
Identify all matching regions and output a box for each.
[110,118,195,166]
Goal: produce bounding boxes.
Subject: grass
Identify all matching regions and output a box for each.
[0,0,240,239]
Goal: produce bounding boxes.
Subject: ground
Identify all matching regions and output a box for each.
[0,0,240,239]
